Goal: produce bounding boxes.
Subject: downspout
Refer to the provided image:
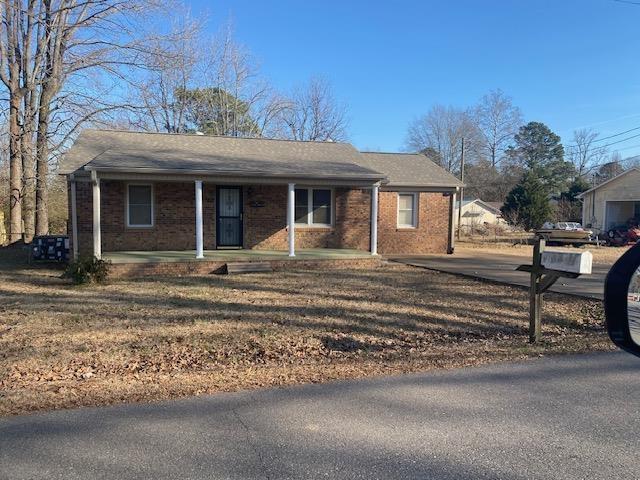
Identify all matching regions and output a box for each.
[69,173,78,260]
[447,188,457,254]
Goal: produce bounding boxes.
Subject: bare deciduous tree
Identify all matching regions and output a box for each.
[129,13,202,133]
[406,104,479,174]
[566,128,608,178]
[0,0,179,241]
[474,89,522,167]
[130,20,287,139]
[279,77,348,142]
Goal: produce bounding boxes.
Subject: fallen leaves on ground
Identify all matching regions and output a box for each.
[0,256,613,416]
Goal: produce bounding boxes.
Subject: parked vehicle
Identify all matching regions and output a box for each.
[536,222,595,246]
[606,222,640,246]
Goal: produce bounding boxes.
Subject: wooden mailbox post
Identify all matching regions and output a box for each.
[517,238,592,343]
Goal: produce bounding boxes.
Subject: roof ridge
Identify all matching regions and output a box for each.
[82,128,352,146]
[360,150,422,155]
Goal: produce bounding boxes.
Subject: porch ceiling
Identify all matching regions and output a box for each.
[103,248,373,264]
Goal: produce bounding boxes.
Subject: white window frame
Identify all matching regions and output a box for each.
[294,187,334,227]
[397,192,418,228]
[126,183,154,228]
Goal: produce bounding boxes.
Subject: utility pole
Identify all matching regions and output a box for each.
[456,137,465,240]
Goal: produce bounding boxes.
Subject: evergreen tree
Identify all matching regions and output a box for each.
[175,87,260,137]
[556,177,590,222]
[506,122,574,194]
[501,171,552,230]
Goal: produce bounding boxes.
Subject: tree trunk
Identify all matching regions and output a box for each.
[8,94,23,243]
[22,123,36,243]
[35,99,50,236]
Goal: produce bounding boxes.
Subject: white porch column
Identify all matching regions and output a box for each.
[195,180,204,259]
[370,184,379,255]
[91,171,101,259]
[287,183,295,257]
[70,174,79,260]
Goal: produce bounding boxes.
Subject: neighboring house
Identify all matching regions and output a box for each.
[454,198,506,232]
[577,168,640,234]
[59,130,463,263]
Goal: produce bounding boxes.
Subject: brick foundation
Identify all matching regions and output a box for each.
[107,256,382,279]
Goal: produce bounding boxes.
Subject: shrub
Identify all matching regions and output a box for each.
[64,256,111,284]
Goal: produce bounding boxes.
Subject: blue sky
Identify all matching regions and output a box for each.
[190,0,640,155]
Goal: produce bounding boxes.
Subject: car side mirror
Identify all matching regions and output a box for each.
[605,242,640,357]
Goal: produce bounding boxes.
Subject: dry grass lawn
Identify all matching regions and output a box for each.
[0,247,612,416]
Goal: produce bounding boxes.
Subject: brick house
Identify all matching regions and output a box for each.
[59,130,462,269]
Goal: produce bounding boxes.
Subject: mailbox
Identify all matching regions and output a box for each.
[541,250,592,275]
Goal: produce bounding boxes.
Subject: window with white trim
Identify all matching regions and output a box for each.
[397,193,417,228]
[127,184,154,227]
[294,188,333,226]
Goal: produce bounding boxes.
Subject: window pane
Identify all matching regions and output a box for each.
[129,185,152,205]
[398,209,413,226]
[398,194,414,211]
[313,189,331,208]
[295,188,309,223]
[398,194,415,226]
[312,206,329,224]
[312,189,331,224]
[129,205,152,225]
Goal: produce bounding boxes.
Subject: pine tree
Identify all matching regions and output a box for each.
[502,171,552,230]
[506,122,574,194]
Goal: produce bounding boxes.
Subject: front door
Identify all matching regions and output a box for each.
[216,187,243,248]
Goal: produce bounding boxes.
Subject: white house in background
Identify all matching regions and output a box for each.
[455,198,507,232]
[577,168,640,234]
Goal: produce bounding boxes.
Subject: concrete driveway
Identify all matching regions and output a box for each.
[389,251,612,299]
[1,352,638,480]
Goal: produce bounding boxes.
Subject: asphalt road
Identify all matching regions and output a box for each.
[1,352,639,480]
[389,251,612,299]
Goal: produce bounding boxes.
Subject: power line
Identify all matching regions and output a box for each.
[564,131,640,151]
[564,125,640,147]
[613,0,640,5]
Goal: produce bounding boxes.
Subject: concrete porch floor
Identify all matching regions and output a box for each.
[103,248,374,264]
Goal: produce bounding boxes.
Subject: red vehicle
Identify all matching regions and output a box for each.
[607,218,640,246]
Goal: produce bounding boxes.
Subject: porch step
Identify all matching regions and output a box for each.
[225,261,273,274]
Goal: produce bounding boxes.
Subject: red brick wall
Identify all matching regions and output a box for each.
[73,180,215,256]
[69,179,451,256]
[377,191,451,255]
[243,185,371,251]
[72,181,373,254]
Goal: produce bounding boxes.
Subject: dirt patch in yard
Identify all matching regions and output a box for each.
[0,253,612,416]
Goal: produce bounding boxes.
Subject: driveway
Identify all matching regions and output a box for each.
[1,352,638,480]
[389,251,612,299]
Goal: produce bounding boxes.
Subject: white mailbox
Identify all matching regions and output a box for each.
[541,250,592,275]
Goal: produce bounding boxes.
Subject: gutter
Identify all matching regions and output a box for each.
[83,165,387,183]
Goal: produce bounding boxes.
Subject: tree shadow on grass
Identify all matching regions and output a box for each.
[0,265,600,349]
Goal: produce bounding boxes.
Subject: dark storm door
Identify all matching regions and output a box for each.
[216,187,243,248]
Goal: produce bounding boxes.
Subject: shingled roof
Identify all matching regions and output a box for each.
[60,129,462,189]
[59,130,385,182]
[356,152,463,188]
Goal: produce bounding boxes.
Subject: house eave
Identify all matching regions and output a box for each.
[576,168,639,198]
[78,166,386,187]
[381,183,460,192]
